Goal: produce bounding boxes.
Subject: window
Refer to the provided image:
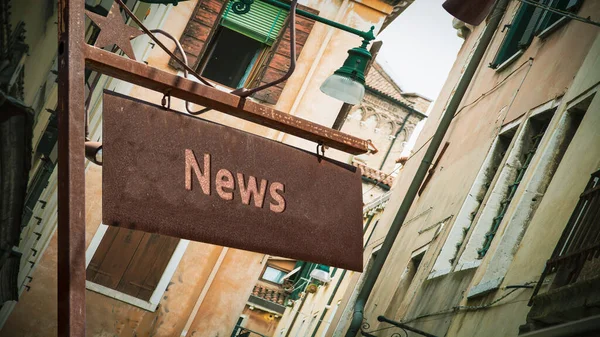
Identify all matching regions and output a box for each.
[547,170,600,287]
[466,95,590,298]
[172,0,318,104]
[535,0,582,37]
[491,2,539,69]
[261,266,287,284]
[477,114,552,258]
[199,0,287,88]
[456,107,556,271]
[383,247,425,319]
[86,226,180,307]
[201,27,266,88]
[429,125,516,278]
[491,0,583,69]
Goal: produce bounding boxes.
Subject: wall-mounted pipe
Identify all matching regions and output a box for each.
[344,0,510,335]
[378,111,412,170]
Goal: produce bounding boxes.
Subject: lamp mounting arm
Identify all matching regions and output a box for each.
[232,0,377,42]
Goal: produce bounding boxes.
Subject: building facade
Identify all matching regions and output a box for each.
[336,1,600,336]
[232,57,430,337]
[0,0,417,336]
[272,62,430,337]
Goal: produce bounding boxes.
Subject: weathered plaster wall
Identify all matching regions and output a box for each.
[242,307,282,335]
[339,92,424,171]
[1,0,398,336]
[444,33,600,337]
[335,2,600,337]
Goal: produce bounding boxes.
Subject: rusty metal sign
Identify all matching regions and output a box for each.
[102,92,363,271]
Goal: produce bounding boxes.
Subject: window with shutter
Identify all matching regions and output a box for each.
[170,0,318,105]
[249,4,318,104]
[490,2,538,69]
[534,0,583,37]
[86,226,179,302]
[491,0,583,69]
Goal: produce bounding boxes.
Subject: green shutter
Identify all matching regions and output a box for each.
[566,0,582,10]
[535,0,582,35]
[221,0,287,46]
[518,6,544,48]
[491,2,536,67]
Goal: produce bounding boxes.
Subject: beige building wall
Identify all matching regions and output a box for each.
[0,0,402,337]
[330,1,600,337]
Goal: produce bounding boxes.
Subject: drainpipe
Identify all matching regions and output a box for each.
[378,111,412,170]
[310,269,348,337]
[344,0,510,335]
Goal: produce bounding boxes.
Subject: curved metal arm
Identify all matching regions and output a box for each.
[148,29,210,115]
[377,316,437,337]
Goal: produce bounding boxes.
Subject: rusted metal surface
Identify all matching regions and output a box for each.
[57,0,86,335]
[85,2,143,61]
[102,92,364,271]
[114,0,213,87]
[84,44,370,155]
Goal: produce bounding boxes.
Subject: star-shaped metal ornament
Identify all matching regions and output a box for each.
[85,2,144,60]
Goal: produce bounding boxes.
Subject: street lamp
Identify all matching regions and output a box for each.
[230,0,377,105]
[320,41,372,105]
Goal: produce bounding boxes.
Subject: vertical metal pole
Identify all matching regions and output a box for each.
[57,0,86,336]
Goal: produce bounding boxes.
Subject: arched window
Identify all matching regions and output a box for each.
[348,108,364,121]
[363,114,378,129]
[380,122,394,135]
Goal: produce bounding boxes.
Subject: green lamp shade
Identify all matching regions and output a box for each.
[320,74,365,105]
[320,44,371,105]
[310,264,331,283]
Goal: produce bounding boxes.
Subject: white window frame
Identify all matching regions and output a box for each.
[85,224,189,311]
[428,122,520,279]
[456,113,540,270]
[468,94,593,297]
[457,99,561,273]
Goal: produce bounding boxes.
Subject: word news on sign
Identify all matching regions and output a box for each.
[185,149,286,213]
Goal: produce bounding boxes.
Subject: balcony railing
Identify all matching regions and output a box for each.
[530,169,600,303]
[230,325,269,337]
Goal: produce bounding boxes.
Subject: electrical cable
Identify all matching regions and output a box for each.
[400,281,538,324]
[362,59,533,196]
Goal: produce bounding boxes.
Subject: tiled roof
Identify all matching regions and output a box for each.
[353,161,394,188]
[365,62,412,106]
[251,285,288,306]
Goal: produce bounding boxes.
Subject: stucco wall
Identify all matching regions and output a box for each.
[338,2,600,337]
[1,0,396,336]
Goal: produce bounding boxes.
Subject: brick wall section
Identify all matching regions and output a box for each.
[251,4,319,104]
[169,0,318,105]
[168,0,227,71]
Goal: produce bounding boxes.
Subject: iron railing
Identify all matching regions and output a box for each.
[530,169,600,303]
[230,325,269,337]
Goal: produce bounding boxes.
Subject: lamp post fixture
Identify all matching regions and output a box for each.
[231,0,377,105]
[320,34,373,104]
